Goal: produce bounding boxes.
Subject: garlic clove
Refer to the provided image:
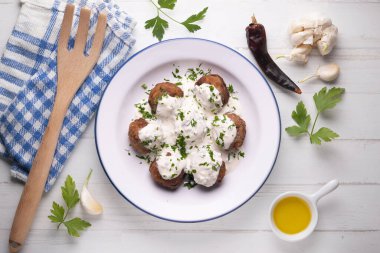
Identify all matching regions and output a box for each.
[317,63,340,82]
[317,25,338,56]
[290,30,314,46]
[299,63,340,83]
[302,34,314,45]
[81,169,103,215]
[277,45,313,64]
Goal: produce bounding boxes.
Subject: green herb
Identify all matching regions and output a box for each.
[136,154,152,163]
[48,175,91,237]
[285,87,345,145]
[215,132,225,147]
[185,64,211,81]
[206,145,215,162]
[145,0,208,41]
[176,134,187,158]
[227,84,234,93]
[190,119,197,127]
[135,103,155,119]
[177,110,185,121]
[141,83,148,90]
[184,173,197,189]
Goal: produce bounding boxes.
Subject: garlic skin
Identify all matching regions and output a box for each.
[317,25,338,56]
[81,170,103,215]
[299,63,340,83]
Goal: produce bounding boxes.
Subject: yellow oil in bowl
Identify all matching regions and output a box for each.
[273,196,312,234]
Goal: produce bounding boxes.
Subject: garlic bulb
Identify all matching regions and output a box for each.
[81,169,103,215]
[284,14,338,62]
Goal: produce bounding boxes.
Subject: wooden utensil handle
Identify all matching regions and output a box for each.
[9,96,68,253]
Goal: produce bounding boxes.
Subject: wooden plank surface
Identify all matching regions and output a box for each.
[0,0,379,252]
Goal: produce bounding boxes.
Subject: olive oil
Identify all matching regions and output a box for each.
[273,196,312,234]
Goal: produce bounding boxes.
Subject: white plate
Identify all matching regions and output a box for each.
[95,38,281,222]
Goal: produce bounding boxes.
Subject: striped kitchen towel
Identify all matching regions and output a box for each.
[0,0,136,191]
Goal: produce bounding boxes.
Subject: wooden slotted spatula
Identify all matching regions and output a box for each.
[8,4,106,252]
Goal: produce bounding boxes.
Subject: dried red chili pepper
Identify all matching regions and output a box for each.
[246,16,302,94]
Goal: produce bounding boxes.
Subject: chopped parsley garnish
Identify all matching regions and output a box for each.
[177,110,185,121]
[185,64,211,81]
[206,145,215,162]
[135,103,155,119]
[135,154,151,163]
[215,132,225,147]
[190,119,197,127]
[175,134,187,159]
[184,174,197,189]
[227,84,234,93]
[141,83,148,90]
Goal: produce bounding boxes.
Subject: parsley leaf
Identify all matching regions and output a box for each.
[61,175,80,209]
[64,218,92,237]
[181,7,208,33]
[145,1,208,41]
[285,101,310,136]
[286,87,344,145]
[314,87,345,113]
[144,16,169,41]
[48,201,65,223]
[158,0,176,9]
[49,175,91,237]
[310,127,339,145]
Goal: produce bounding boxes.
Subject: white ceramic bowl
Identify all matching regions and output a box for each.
[269,180,339,241]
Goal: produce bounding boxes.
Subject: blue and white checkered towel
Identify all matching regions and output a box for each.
[0,0,135,191]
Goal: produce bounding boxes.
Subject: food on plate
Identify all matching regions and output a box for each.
[299,63,340,83]
[211,113,246,150]
[149,147,186,189]
[187,145,226,187]
[246,16,302,94]
[148,82,184,114]
[128,118,150,154]
[226,113,247,150]
[129,68,246,190]
[283,14,338,63]
[194,74,229,111]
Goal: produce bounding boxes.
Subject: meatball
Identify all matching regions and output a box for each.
[148,82,184,113]
[128,118,150,154]
[216,161,226,184]
[149,160,185,190]
[195,74,230,106]
[226,113,246,150]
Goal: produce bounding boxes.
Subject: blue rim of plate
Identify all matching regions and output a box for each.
[95,37,282,223]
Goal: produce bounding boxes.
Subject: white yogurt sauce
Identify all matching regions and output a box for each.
[138,120,164,151]
[134,75,243,187]
[188,145,223,187]
[156,147,186,180]
[193,83,223,113]
[156,94,182,118]
[210,115,237,150]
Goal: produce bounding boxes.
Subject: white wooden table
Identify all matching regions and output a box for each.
[1,0,379,252]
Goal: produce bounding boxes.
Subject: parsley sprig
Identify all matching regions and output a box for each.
[145,0,208,41]
[48,175,91,237]
[286,87,345,145]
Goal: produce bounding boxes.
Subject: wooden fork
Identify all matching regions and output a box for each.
[8,4,106,252]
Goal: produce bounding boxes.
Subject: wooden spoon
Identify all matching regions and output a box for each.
[8,4,106,252]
